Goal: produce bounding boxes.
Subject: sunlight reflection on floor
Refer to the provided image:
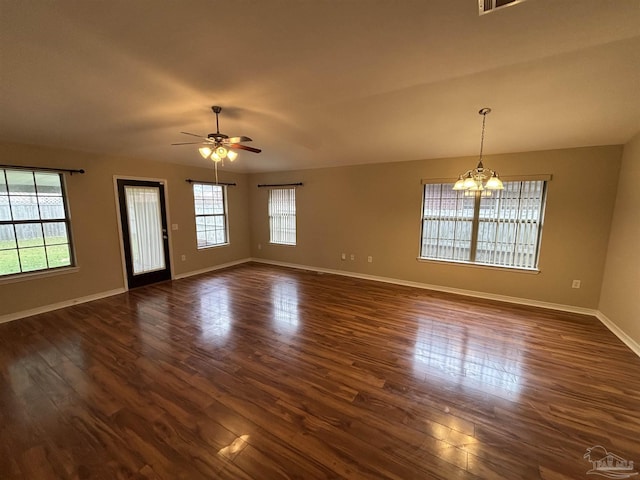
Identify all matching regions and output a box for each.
[413,321,524,400]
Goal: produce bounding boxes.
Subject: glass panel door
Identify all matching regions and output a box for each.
[125,186,165,274]
[117,179,171,288]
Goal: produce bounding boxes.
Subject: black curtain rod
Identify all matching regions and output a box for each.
[257,182,303,188]
[0,164,85,175]
[186,179,236,186]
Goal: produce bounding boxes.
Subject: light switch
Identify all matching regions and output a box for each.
[171,224,178,231]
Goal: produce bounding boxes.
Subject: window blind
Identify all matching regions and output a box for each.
[269,188,296,245]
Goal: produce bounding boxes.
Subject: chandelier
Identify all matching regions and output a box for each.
[453,108,503,194]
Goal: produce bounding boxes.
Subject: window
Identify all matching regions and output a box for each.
[420,180,547,270]
[193,183,228,248]
[269,188,296,245]
[479,0,527,15]
[0,168,74,277]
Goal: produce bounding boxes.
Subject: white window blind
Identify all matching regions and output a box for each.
[476,181,545,269]
[193,183,228,248]
[420,180,547,270]
[269,188,296,245]
[421,184,475,262]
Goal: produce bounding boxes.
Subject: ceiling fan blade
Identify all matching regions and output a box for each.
[230,144,262,153]
[171,142,204,145]
[180,131,207,139]
[225,136,252,144]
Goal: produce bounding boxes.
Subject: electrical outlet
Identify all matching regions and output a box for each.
[172,224,178,231]
[367,256,373,263]
[258,243,262,250]
[181,254,186,261]
[350,254,355,261]
[572,280,581,289]
[341,253,346,260]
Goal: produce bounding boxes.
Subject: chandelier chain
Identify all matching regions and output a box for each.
[479,110,487,165]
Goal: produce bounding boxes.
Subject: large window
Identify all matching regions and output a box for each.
[420,180,547,270]
[193,183,228,248]
[0,168,74,277]
[269,188,296,245]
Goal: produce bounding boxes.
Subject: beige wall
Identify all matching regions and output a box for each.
[0,142,251,316]
[249,146,622,309]
[599,133,640,344]
[0,142,625,318]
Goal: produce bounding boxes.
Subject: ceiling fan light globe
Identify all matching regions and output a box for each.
[227,150,238,161]
[199,146,212,159]
[216,146,228,158]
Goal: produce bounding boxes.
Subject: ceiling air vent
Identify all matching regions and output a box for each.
[479,0,527,15]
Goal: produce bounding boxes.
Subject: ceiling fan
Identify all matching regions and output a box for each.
[172,105,261,164]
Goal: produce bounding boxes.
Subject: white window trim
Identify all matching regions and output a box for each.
[0,265,80,285]
[193,183,229,249]
[416,256,540,274]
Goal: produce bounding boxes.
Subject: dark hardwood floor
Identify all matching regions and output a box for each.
[1,263,639,479]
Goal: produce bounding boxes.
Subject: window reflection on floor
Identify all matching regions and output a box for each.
[271,280,299,335]
[217,434,250,459]
[198,287,231,344]
[413,320,523,400]
[134,293,171,355]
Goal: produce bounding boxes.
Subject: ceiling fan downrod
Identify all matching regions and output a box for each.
[212,106,222,134]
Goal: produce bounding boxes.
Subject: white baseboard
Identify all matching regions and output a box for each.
[173,257,252,280]
[0,288,126,325]
[250,258,598,317]
[595,311,640,358]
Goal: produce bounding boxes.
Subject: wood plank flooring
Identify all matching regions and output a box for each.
[1,263,639,479]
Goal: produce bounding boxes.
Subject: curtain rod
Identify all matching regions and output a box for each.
[0,164,85,175]
[186,179,236,186]
[257,182,303,188]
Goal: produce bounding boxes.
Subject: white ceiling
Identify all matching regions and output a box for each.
[1,0,639,173]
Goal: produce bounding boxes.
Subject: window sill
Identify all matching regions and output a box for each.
[416,257,540,274]
[0,266,80,285]
[197,243,230,250]
[268,242,297,247]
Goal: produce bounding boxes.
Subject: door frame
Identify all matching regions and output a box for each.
[113,175,174,290]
